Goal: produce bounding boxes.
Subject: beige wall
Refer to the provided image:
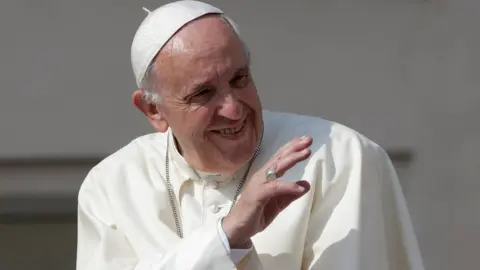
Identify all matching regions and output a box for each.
[1,0,479,269]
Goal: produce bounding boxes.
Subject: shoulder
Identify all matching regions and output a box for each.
[78,132,168,202]
[96,132,167,170]
[262,110,394,194]
[262,110,388,162]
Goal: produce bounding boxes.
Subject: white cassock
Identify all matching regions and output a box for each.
[76,110,425,270]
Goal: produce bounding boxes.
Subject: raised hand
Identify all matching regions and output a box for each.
[222,136,313,248]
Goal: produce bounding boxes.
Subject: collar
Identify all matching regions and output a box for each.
[167,129,248,186]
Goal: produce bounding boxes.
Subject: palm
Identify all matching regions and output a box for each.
[260,194,299,231]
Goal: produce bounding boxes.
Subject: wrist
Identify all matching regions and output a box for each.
[221,217,252,249]
[231,238,252,249]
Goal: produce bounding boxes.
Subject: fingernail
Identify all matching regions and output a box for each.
[298,186,306,192]
[300,136,308,141]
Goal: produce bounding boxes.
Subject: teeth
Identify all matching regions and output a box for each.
[218,124,243,134]
[215,120,246,135]
[219,127,240,134]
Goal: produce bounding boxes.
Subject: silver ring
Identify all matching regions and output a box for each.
[265,167,277,181]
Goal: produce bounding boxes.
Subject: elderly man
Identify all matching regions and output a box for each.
[76,1,424,269]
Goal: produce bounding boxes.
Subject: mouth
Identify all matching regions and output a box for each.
[211,119,246,135]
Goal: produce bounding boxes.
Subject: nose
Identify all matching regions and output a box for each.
[216,93,243,120]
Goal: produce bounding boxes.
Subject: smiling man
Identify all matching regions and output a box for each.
[76,1,424,269]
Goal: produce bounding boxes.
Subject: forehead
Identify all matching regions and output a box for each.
[154,16,247,94]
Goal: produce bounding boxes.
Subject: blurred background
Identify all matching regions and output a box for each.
[1,0,479,269]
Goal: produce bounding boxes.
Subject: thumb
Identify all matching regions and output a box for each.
[262,180,310,200]
[295,180,310,191]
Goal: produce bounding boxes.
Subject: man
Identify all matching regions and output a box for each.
[76,1,424,269]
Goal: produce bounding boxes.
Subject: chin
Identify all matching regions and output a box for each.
[212,122,258,165]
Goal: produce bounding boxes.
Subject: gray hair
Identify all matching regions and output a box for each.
[141,14,249,104]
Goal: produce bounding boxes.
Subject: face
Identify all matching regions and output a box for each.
[136,16,263,173]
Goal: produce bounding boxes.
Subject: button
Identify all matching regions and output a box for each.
[210,204,220,213]
[207,181,218,189]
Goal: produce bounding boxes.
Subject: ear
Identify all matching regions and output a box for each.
[132,89,169,132]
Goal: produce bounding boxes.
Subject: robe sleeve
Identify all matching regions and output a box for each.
[76,172,238,270]
[302,136,425,270]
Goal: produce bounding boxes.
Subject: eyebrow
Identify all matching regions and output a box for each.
[232,65,249,76]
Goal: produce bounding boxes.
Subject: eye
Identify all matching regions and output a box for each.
[195,88,213,97]
[231,74,249,88]
[188,87,215,104]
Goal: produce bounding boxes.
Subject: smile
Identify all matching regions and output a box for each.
[212,119,246,135]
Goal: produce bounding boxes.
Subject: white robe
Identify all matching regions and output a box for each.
[76,110,424,270]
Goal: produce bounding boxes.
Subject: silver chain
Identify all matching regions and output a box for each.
[165,133,263,238]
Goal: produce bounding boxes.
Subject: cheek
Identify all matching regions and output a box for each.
[235,84,255,99]
[184,108,214,135]
[241,87,261,110]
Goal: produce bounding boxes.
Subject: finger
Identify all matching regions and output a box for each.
[295,180,311,190]
[264,181,312,224]
[277,136,312,158]
[267,136,312,167]
[260,180,310,201]
[270,148,311,178]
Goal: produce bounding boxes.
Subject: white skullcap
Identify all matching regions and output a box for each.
[131,0,225,88]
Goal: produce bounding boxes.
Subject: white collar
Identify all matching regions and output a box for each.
[167,129,248,185]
